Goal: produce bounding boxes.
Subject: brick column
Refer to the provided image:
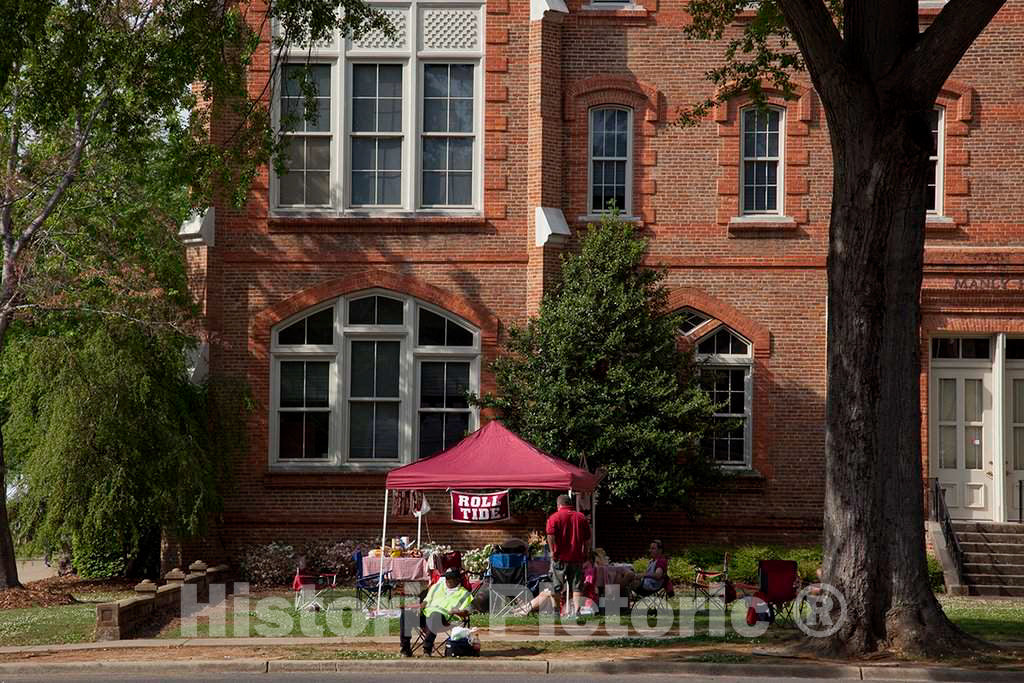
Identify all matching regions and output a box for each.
[526,4,568,316]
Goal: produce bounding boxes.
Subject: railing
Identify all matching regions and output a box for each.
[929,477,965,585]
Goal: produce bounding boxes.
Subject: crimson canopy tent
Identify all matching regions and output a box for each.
[374,420,602,610]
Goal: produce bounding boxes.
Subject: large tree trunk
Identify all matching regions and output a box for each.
[0,308,21,589]
[821,104,977,657]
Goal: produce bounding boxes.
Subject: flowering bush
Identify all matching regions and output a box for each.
[237,538,375,589]
[461,544,495,575]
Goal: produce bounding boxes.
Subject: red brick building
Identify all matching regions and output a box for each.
[179,0,1024,563]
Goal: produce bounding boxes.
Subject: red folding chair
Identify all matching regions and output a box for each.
[753,559,800,624]
[692,552,732,611]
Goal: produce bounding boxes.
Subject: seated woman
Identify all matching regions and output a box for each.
[629,539,669,597]
[399,568,472,657]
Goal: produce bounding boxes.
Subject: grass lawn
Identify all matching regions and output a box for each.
[0,590,134,647]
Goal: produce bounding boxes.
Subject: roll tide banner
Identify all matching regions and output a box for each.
[450,490,510,523]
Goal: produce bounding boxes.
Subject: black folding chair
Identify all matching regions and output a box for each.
[488,552,531,617]
[353,549,396,611]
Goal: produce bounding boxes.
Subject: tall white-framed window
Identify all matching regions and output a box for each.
[269,291,481,468]
[740,106,784,215]
[927,106,945,215]
[589,107,632,215]
[271,2,485,214]
[696,325,753,469]
[278,64,334,207]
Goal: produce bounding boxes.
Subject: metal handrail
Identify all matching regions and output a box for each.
[929,477,965,585]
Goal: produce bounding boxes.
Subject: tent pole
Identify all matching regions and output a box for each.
[377,489,389,612]
[591,490,598,551]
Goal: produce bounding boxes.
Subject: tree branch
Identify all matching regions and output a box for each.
[775,0,845,101]
[11,95,108,262]
[894,0,1005,102]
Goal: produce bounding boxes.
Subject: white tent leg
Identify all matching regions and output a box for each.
[377,489,389,612]
[591,490,598,551]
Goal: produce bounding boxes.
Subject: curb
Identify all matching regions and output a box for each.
[0,658,1022,679]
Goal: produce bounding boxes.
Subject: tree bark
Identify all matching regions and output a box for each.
[0,307,21,589]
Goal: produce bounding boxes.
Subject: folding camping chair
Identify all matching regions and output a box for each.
[406,613,472,656]
[692,552,732,611]
[630,577,674,614]
[292,567,340,612]
[352,549,397,611]
[487,551,531,617]
[753,559,800,624]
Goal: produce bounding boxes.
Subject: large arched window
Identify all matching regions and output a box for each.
[696,325,753,468]
[270,290,480,467]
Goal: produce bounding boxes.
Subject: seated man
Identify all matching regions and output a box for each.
[399,567,472,657]
[629,539,669,597]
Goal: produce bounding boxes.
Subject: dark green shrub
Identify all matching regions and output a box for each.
[71,530,128,579]
[927,553,945,593]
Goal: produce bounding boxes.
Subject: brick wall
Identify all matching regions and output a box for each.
[181,1,1024,566]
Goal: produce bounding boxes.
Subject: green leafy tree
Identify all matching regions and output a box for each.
[477,214,719,511]
[0,0,389,588]
[684,0,1005,656]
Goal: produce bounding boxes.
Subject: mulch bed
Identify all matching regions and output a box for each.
[0,575,136,610]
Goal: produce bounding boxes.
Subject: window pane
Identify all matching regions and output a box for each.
[351,171,374,205]
[281,362,305,407]
[422,171,445,205]
[375,341,400,398]
[939,378,957,422]
[278,319,305,345]
[932,338,959,359]
[450,65,474,97]
[279,413,305,459]
[419,412,444,458]
[379,65,402,97]
[449,99,473,133]
[278,172,304,205]
[306,138,330,170]
[306,362,330,408]
[352,138,375,170]
[379,138,402,170]
[424,65,448,97]
[424,99,447,132]
[305,411,330,458]
[353,99,376,132]
[379,172,401,205]
[378,98,402,132]
[1010,339,1024,360]
[965,426,983,469]
[1015,427,1024,471]
[305,172,330,205]
[308,99,330,132]
[939,425,957,469]
[448,172,472,206]
[444,412,470,449]
[419,309,446,345]
[350,341,375,396]
[377,296,404,324]
[306,308,334,345]
[349,296,375,324]
[349,402,374,458]
[423,138,446,170]
[420,362,445,408]
[965,378,983,423]
[375,402,400,458]
[447,320,473,347]
[446,362,470,409]
[286,137,304,168]
[961,338,990,359]
[1015,379,1024,424]
[353,64,376,97]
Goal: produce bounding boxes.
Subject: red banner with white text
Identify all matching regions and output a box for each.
[450,490,510,523]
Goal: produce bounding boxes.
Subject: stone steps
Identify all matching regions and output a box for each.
[950,521,1024,595]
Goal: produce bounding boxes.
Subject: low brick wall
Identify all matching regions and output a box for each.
[95,561,233,641]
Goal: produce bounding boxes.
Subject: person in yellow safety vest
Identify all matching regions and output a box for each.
[400,567,472,656]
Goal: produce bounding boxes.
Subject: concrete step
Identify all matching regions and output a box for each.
[963,573,1024,586]
[952,521,1024,535]
[969,584,1024,597]
[962,551,1024,565]
[963,563,1024,576]
[956,531,1024,544]
[960,541,1024,555]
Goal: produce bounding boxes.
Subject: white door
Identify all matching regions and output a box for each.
[932,371,993,520]
[1005,372,1024,522]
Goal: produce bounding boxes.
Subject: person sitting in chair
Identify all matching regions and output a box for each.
[399,567,472,657]
[629,539,669,597]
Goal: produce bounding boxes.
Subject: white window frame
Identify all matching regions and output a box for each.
[696,326,754,469]
[274,62,337,209]
[270,2,485,216]
[928,106,945,216]
[269,291,481,470]
[739,105,785,216]
[587,106,633,217]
